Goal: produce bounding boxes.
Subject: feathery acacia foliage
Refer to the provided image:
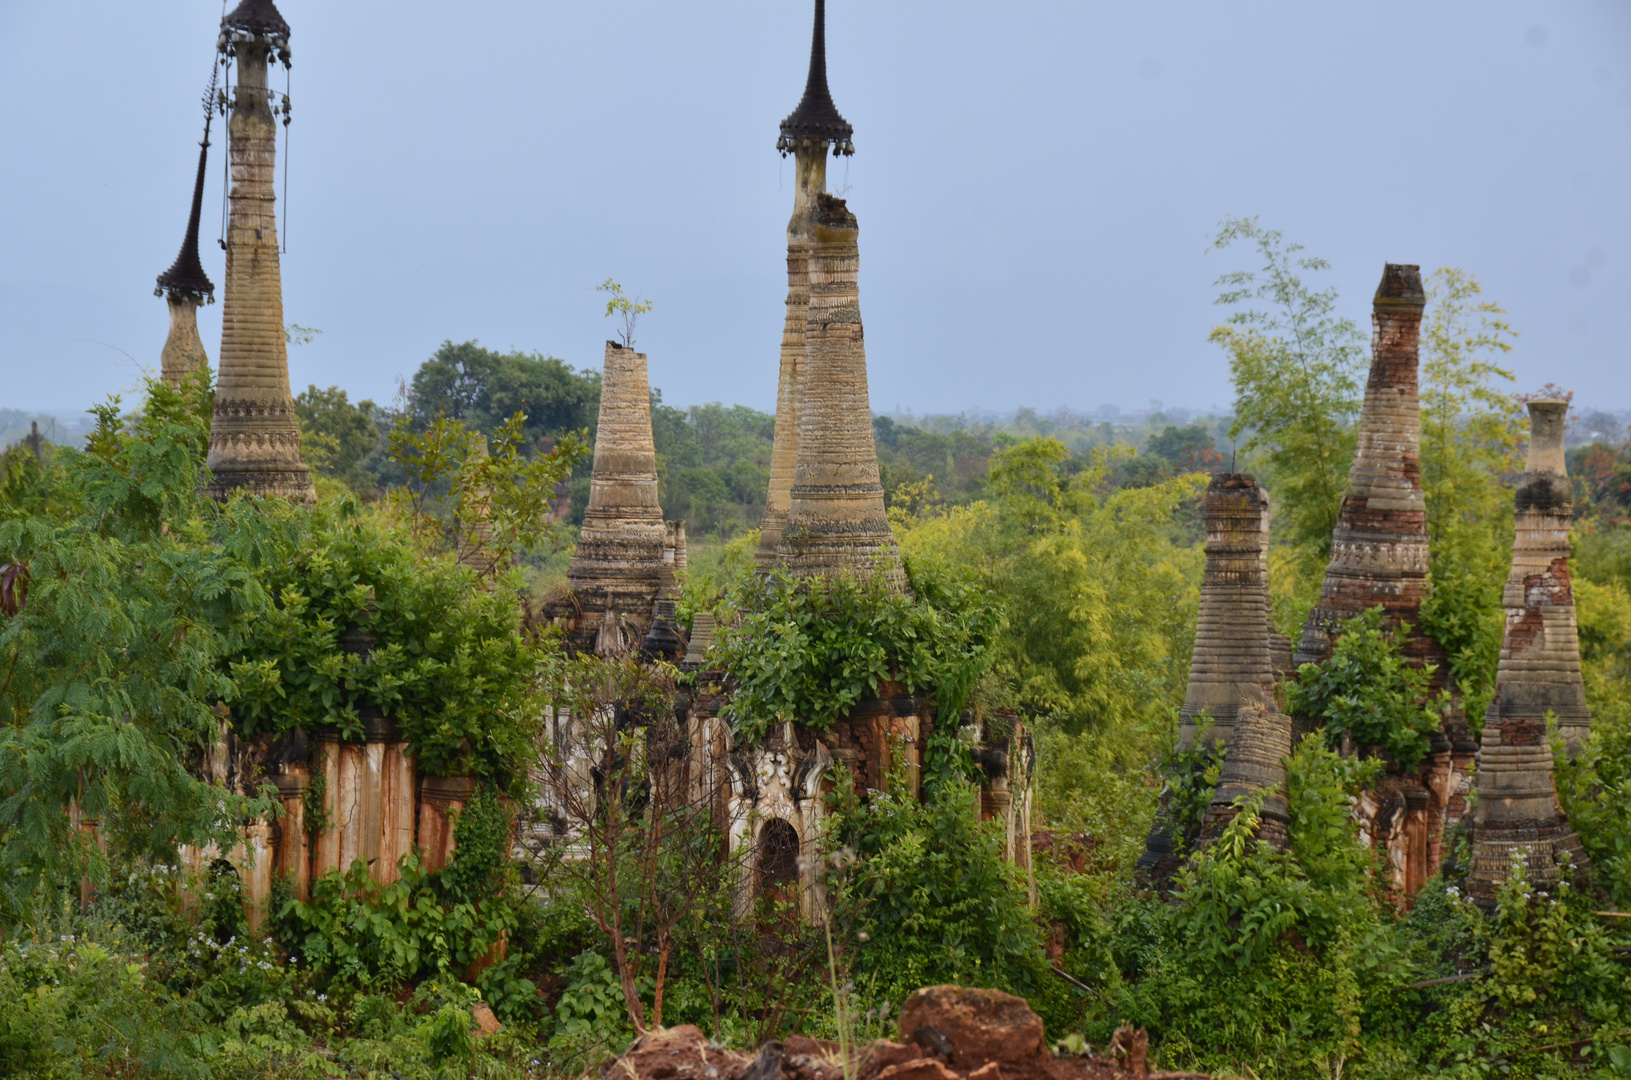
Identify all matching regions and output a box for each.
[0,371,269,921]
[1210,217,1365,592]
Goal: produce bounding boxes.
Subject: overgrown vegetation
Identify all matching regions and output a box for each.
[3,223,1630,1078]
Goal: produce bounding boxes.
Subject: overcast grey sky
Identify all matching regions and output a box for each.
[2,2,1628,419]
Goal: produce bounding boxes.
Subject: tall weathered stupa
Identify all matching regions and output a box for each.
[1140,474,1288,877]
[1294,265,1440,670]
[155,77,217,387]
[1488,400,1593,755]
[1470,400,1591,904]
[200,0,314,501]
[553,341,670,653]
[759,0,856,567]
[1177,475,1281,750]
[775,193,905,590]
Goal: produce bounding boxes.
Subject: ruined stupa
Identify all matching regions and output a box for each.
[1294,264,1439,669]
[552,341,669,652]
[1489,400,1593,755]
[1178,475,1280,750]
[774,194,905,589]
[759,0,855,566]
[1140,474,1285,876]
[1203,690,1293,850]
[1258,491,1296,679]
[1469,399,1591,904]
[200,0,313,501]
[155,74,217,387]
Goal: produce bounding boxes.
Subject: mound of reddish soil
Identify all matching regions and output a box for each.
[600,986,1207,1080]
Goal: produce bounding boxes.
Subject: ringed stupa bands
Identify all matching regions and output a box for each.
[200,0,313,500]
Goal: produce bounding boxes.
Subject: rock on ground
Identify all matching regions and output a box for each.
[599,987,1208,1080]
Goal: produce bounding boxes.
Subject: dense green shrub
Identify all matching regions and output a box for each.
[826,767,1052,1013]
[713,564,996,743]
[221,499,550,781]
[1288,607,1447,768]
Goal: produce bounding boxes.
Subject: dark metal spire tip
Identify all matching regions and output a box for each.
[156,128,215,302]
[778,0,854,154]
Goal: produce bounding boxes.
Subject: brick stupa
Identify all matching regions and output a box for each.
[1470,399,1591,904]
[774,194,905,590]
[1177,475,1281,750]
[1294,264,1440,670]
[551,341,669,653]
[760,0,854,566]
[201,0,313,500]
[1140,474,1289,876]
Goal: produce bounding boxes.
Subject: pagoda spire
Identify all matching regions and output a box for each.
[1294,264,1442,671]
[1139,474,1286,878]
[1470,400,1591,903]
[1177,475,1281,750]
[760,1,856,566]
[551,341,670,653]
[777,0,854,156]
[775,194,904,589]
[155,79,217,387]
[200,0,313,500]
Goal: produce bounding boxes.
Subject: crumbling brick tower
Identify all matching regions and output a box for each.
[1177,475,1280,751]
[200,0,313,501]
[1294,263,1468,902]
[1140,474,1288,877]
[774,193,906,591]
[759,0,855,567]
[551,341,670,653]
[1470,399,1591,904]
[155,81,216,387]
[1295,264,1441,672]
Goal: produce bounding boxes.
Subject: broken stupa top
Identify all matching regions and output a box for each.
[1177,473,1278,750]
[779,0,854,155]
[1294,263,1442,671]
[1484,399,1592,753]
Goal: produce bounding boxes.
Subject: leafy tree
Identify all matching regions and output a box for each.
[295,383,385,494]
[898,437,1204,737]
[1287,607,1447,769]
[827,767,1049,1008]
[0,372,269,920]
[1210,217,1366,599]
[406,340,599,445]
[649,400,775,539]
[597,279,653,347]
[1144,424,1225,475]
[712,565,995,745]
[1413,268,1522,724]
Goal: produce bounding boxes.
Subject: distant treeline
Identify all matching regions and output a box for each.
[292,340,1261,541]
[278,339,1631,538]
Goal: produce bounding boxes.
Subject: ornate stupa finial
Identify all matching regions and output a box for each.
[201,0,313,500]
[155,70,219,386]
[220,0,291,59]
[777,0,854,157]
[156,106,216,306]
